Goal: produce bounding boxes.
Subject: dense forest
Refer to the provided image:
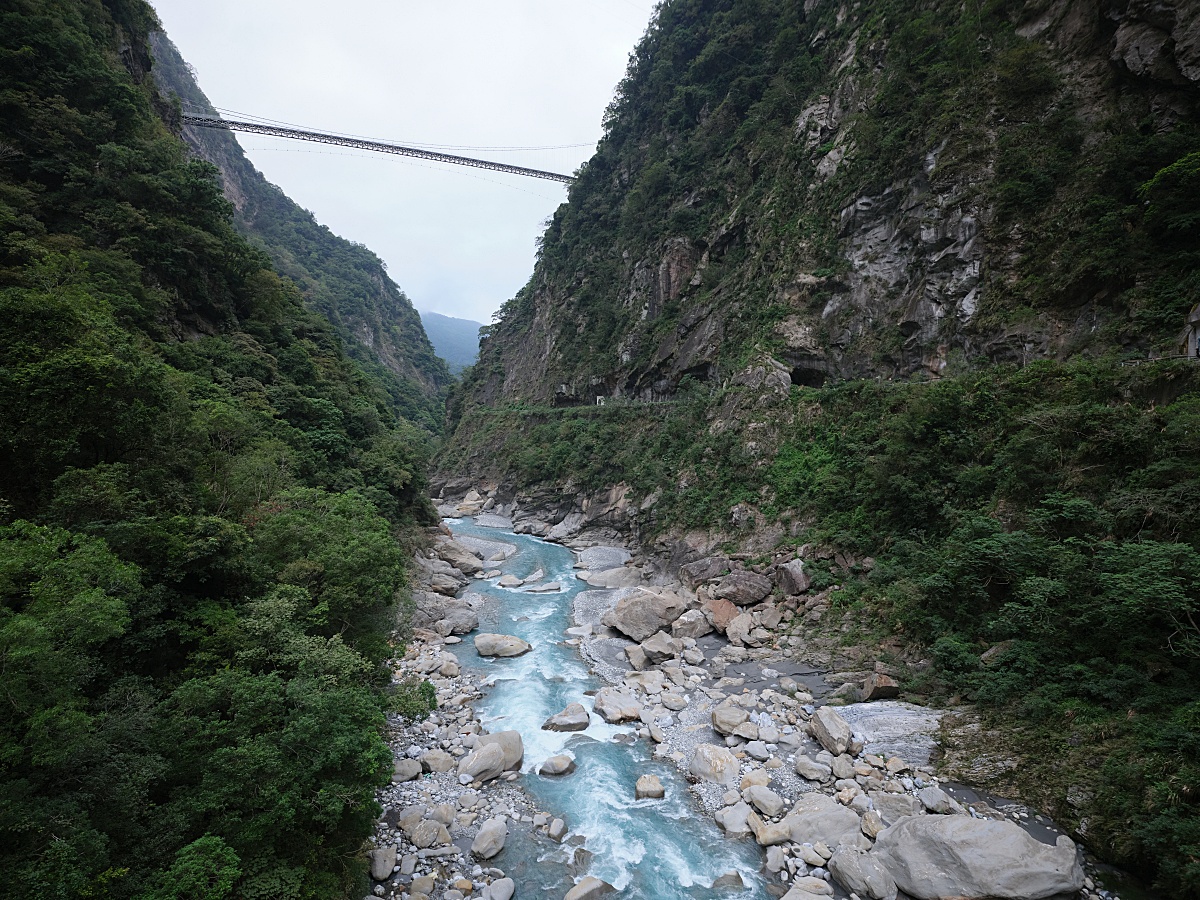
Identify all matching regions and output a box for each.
[444,0,1200,895]
[0,1,436,897]
[146,32,452,432]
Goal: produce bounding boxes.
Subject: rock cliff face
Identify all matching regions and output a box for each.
[148,33,451,424]
[458,0,1200,408]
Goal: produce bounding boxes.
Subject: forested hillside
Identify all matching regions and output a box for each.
[0,1,434,897]
[147,32,450,431]
[442,0,1200,894]
[419,310,483,374]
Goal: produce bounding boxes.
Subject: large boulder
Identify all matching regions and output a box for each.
[868,791,925,826]
[640,630,682,663]
[457,742,507,783]
[635,774,665,799]
[775,558,811,595]
[871,816,1085,900]
[602,589,688,641]
[369,846,396,881]
[712,704,750,735]
[581,567,642,589]
[471,816,508,859]
[713,571,773,606]
[680,556,732,587]
[538,755,576,776]
[593,687,642,723]
[474,633,532,657]
[688,743,740,785]
[811,705,854,755]
[411,591,479,636]
[564,876,615,900]
[478,731,523,770]
[671,608,713,639]
[542,702,591,732]
[436,539,484,575]
[861,672,901,701]
[829,848,898,900]
[745,784,786,818]
[725,612,755,646]
[785,793,866,849]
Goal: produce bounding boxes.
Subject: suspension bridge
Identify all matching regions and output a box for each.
[181,115,576,184]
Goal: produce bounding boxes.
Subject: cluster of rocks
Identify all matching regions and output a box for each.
[370,635,590,900]
[564,564,1088,900]
[402,493,1113,900]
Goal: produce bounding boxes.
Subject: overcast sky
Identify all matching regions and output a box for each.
[149,0,658,323]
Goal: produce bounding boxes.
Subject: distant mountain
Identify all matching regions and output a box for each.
[419,311,483,374]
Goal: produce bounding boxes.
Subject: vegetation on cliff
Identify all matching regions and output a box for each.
[0,1,434,896]
[147,32,451,431]
[444,0,1200,894]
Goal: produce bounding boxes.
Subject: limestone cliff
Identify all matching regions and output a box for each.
[459,0,1199,408]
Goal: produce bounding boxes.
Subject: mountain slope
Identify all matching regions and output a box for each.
[460,0,1199,408]
[0,2,436,896]
[419,309,483,374]
[147,32,451,430]
[439,1,1200,895]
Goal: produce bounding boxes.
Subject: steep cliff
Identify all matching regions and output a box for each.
[148,32,451,429]
[460,0,1199,407]
[438,2,1200,894]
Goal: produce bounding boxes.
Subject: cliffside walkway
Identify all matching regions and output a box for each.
[181,115,576,184]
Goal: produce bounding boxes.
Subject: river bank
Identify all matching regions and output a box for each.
[365,489,1128,900]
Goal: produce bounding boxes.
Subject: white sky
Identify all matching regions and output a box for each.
[150,1,658,323]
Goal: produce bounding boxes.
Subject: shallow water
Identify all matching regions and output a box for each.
[449,519,766,898]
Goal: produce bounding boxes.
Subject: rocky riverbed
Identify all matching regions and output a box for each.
[364,488,1128,900]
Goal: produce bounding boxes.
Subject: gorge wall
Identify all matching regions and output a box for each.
[457,0,1199,409]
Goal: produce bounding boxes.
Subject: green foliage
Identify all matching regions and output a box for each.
[0,3,431,897]
[390,677,438,721]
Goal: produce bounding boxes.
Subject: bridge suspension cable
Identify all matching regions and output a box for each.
[181,115,576,185]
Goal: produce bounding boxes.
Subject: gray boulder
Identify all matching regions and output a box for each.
[457,742,507,783]
[795,754,833,782]
[745,784,786,818]
[785,793,866,849]
[712,704,750,735]
[635,774,665,799]
[478,731,523,770]
[593,687,642,723]
[392,758,422,783]
[775,558,811,595]
[564,876,614,900]
[680,556,731,587]
[369,846,396,881]
[811,706,853,755]
[474,633,532,657]
[671,609,713,639]
[829,847,897,900]
[715,801,753,836]
[871,815,1085,900]
[602,589,688,641]
[689,743,740,785]
[917,785,967,815]
[411,591,479,636]
[640,630,682,664]
[420,749,455,773]
[539,754,576,776]
[713,571,773,606]
[869,790,925,826]
[543,702,591,732]
[471,816,507,859]
[436,539,484,575]
[483,878,516,900]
